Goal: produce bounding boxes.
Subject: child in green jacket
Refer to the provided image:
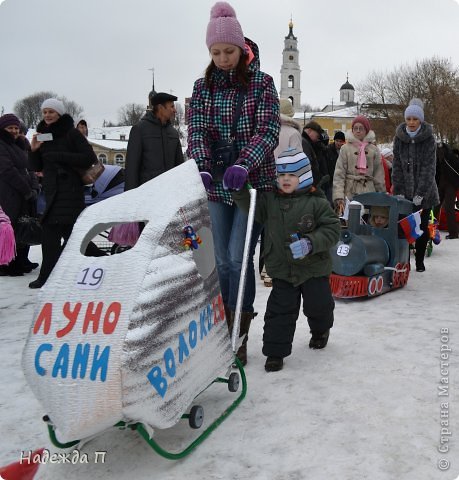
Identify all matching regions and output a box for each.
[233,147,340,372]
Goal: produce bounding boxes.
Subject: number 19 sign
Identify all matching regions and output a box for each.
[76,266,105,290]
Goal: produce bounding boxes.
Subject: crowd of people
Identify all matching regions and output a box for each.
[1,1,458,373]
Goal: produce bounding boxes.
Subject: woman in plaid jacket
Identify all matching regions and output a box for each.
[187,2,280,365]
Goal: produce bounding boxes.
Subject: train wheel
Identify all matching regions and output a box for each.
[392,263,403,288]
[399,262,410,287]
[368,277,378,296]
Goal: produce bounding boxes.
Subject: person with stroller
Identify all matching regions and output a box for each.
[187,1,280,365]
[392,99,439,272]
[232,147,340,372]
[28,98,96,288]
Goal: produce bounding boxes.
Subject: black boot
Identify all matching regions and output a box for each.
[264,356,283,372]
[226,310,255,366]
[236,312,257,366]
[309,330,330,349]
[29,277,46,289]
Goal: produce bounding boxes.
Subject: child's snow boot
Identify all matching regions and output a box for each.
[309,329,330,349]
[264,356,283,372]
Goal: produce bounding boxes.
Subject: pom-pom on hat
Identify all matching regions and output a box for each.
[276,147,313,190]
[352,115,371,134]
[206,2,246,51]
[0,113,20,130]
[41,98,65,116]
[279,99,295,117]
[404,98,424,122]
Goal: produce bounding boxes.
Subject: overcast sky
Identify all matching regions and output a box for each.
[1,0,458,127]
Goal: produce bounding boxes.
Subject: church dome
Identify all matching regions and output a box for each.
[340,79,355,91]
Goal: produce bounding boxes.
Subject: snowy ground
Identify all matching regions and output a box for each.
[1,238,458,480]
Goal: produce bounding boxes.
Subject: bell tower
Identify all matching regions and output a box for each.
[279,19,301,110]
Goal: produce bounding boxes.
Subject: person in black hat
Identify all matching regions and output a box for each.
[301,120,329,193]
[124,91,184,190]
[324,131,346,205]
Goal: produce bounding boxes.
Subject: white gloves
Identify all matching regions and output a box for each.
[413,195,423,206]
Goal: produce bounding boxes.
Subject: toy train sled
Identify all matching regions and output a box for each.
[22,161,246,460]
[330,192,413,299]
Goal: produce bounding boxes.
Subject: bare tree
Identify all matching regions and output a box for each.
[60,96,84,121]
[358,57,459,144]
[173,103,186,140]
[13,91,85,128]
[14,91,57,127]
[117,103,145,126]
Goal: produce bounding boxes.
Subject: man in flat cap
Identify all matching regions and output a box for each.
[301,121,329,190]
[125,91,184,190]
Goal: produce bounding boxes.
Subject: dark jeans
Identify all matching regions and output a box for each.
[263,276,335,358]
[208,201,262,312]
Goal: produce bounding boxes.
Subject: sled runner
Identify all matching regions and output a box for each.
[22,161,253,460]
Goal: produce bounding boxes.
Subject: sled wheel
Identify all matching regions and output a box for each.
[228,372,240,392]
[189,405,204,429]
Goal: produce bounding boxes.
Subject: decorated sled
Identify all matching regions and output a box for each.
[22,161,250,460]
[329,192,413,298]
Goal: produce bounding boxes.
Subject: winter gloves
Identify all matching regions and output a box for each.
[200,165,248,191]
[200,172,213,190]
[223,165,248,191]
[289,237,312,259]
[395,194,423,206]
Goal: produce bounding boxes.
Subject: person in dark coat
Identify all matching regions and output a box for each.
[301,121,329,190]
[28,98,96,288]
[325,131,346,206]
[124,92,184,191]
[392,98,439,272]
[435,142,459,239]
[0,114,36,276]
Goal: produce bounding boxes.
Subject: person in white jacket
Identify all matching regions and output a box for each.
[274,99,302,159]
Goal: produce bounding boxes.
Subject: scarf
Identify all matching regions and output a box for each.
[406,124,421,138]
[356,141,369,175]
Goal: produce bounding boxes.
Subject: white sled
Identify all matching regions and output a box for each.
[22,161,252,459]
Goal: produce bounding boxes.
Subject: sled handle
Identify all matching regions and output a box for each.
[232,186,257,352]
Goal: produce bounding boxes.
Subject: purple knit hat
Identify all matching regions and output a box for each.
[0,113,20,130]
[206,2,245,51]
